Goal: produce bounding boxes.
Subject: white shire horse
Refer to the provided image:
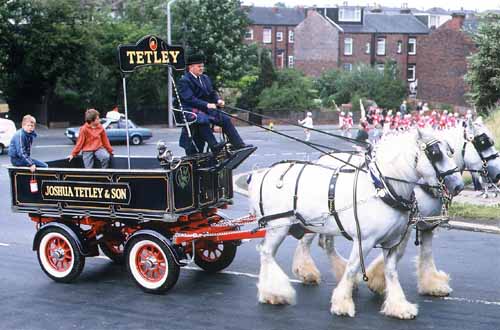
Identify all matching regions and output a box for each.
[292,120,500,298]
[248,129,464,319]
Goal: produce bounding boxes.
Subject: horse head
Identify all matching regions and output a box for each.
[416,129,464,196]
[470,119,500,182]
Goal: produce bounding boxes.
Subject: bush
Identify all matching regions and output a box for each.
[316,61,407,110]
[257,69,317,111]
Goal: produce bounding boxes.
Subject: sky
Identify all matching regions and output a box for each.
[242,0,500,12]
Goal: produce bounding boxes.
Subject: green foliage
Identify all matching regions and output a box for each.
[350,94,361,113]
[172,0,255,86]
[236,49,276,110]
[315,61,406,110]
[257,69,316,111]
[466,13,500,115]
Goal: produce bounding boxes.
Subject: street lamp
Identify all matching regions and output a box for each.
[167,0,178,128]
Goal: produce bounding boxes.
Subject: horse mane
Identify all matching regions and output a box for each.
[374,129,420,182]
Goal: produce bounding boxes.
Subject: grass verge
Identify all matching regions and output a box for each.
[449,202,500,220]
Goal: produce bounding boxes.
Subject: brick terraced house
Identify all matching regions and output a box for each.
[295,6,429,85]
[244,6,306,69]
[416,13,477,106]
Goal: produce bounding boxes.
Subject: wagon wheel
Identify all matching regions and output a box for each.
[194,241,237,273]
[36,227,85,283]
[126,235,180,294]
[99,241,125,264]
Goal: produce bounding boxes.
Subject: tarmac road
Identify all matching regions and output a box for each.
[0,126,499,330]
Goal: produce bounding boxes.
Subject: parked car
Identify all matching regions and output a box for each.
[0,117,16,155]
[65,118,152,145]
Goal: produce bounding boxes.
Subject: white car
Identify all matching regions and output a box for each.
[0,118,16,155]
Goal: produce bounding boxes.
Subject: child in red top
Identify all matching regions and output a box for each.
[68,109,113,168]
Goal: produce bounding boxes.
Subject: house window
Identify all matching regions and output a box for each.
[276,31,283,42]
[430,15,439,28]
[408,38,416,55]
[407,64,416,81]
[397,40,402,54]
[339,7,361,22]
[376,37,385,55]
[277,52,284,69]
[344,37,353,55]
[343,63,353,71]
[263,28,272,43]
[376,63,385,73]
[244,29,253,40]
[365,42,370,54]
[288,56,294,68]
[288,30,294,43]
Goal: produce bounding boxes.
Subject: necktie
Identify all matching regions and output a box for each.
[197,76,205,89]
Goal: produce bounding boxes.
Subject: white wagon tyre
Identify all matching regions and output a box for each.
[126,235,180,294]
[36,228,85,283]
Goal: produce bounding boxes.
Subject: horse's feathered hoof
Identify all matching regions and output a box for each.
[381,300,418,319]
[418,269,452,296]
[258,290,296,305]
[330,290,356,317]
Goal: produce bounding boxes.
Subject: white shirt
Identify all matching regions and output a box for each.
[298,117,313,129]
[106,111,123,121]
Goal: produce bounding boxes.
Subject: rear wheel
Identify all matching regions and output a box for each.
[36,227,85,283]
[194,241,237,273]
[99,241,125,264]
[126,235,180,294]
[131,135,142,145]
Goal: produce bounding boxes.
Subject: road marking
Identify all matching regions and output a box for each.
[440,296,500,307]
[34,145,72,148]
[263,153,276,157]
[0,243,10,247]
[282,152,293,156]
[184,266,302,283]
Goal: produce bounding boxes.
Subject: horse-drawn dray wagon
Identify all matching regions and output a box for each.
[8,146,259,293]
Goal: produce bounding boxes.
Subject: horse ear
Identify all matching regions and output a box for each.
[416,127,424,140]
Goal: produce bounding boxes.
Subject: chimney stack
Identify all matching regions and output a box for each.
[448,12,466,30]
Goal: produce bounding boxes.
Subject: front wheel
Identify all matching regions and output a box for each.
[194,241,237,273]
[126,235,180,294]
[36,227,85,283]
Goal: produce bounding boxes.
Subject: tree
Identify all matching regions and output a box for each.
[172,0,254,85]
[236,49,276,110]
[466,13,500,114]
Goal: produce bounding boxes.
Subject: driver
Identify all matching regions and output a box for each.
[177,54,251,155]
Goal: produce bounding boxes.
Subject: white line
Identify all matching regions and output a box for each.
[34,145,72,148]
[282,152,293,156]
[295,152,306,155]
[441,296,500,307]
[184,266,301,283]
[0,243,10,247]
[264,153,276,157]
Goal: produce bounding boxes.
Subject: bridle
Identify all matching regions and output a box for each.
[462,129,499,177]
[421,138,459,183]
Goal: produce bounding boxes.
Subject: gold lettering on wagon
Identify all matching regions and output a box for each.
[43,185,128,201]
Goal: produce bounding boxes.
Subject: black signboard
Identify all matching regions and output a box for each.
[41,181,131,205]
[118,35,185,73]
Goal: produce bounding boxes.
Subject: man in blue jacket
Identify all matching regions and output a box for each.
[9,114,47,172]
[178,54,250,155]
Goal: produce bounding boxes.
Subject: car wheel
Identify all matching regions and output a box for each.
[131,136,142,145]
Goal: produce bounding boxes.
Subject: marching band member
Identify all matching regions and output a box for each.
[298,112,313,142]
[344,112,354,137]
[339,111,346,135]
[438,111,448,130]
